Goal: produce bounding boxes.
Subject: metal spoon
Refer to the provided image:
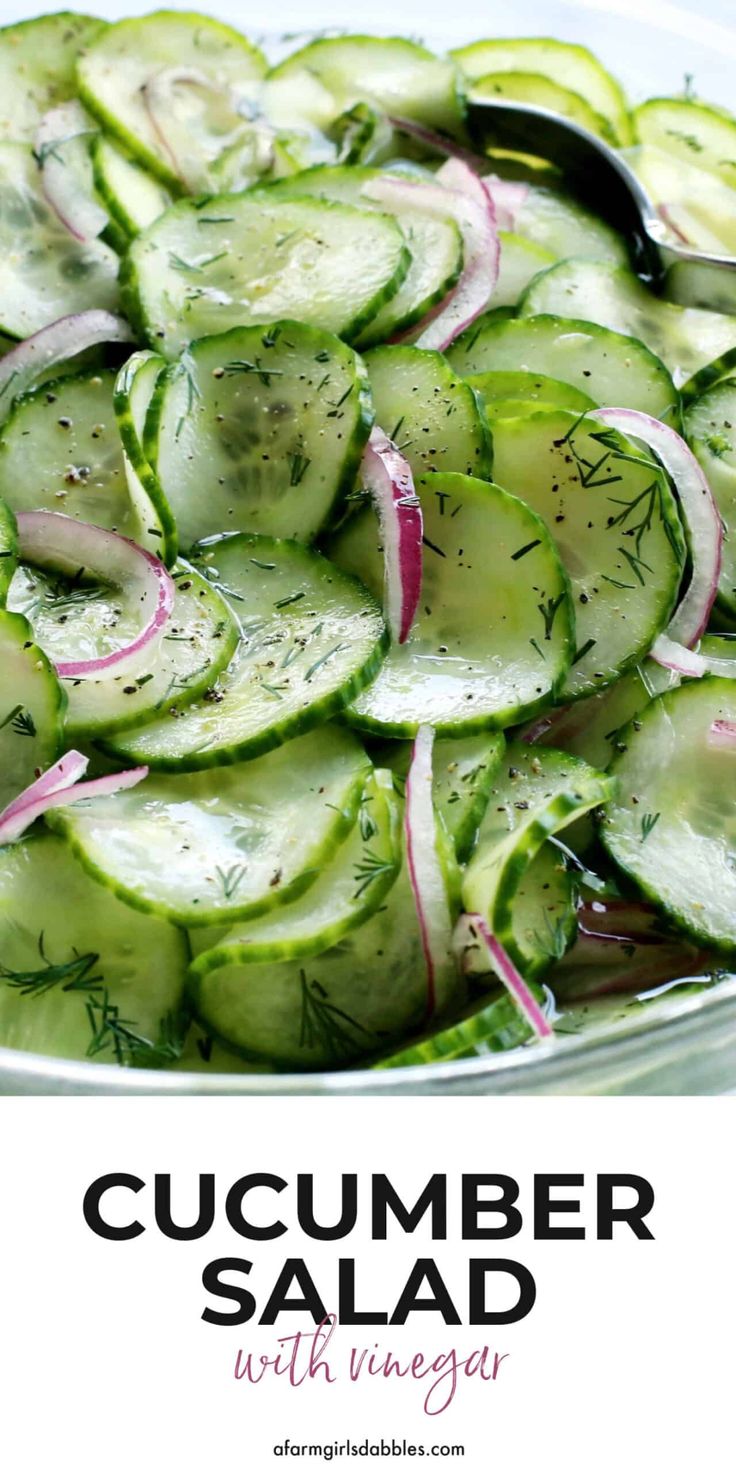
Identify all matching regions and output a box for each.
[466,96,736,314]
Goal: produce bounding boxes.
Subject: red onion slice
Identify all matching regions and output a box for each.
[360,426,422,643]
[0,750,89,830]
[0,311,135,421]
[480,176,529,231]
[657,202,692,246]
[385,115,492,172]
[461,912,553,1040]
[593,407,722,667]
[35,101,109,244]
[404,725,454,1018]
[17,511,175,680]
[364,162,499,351]
[709,719,736,748]
[0,760,148,846]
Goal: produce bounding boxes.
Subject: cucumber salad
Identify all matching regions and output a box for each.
[2,10,736,1080]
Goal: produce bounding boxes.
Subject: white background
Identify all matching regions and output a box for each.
[0,1097,733,1470]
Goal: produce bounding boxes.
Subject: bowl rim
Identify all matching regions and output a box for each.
[3,972,736,1093]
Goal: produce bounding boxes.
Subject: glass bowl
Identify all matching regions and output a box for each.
[2,0,736,1094]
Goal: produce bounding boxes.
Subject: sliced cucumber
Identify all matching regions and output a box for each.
[375,986,538,1066]
[450,36,631,143]
[188,858,461,1070]
[113,350,178,566]
[103,533,387,769]
[685,379,736,617]
[121,192,410,358]
[77,12,267,190]
[624,143,736,259]
[466,369,596,414]
[7,559,239,741]
[0,609,64,810]
[0,832,188,1065]
[269,35,464,138]
[261,165,463,347]
[470,71,615,143]
[364,345,493,479]
[632,98,736,192]
[91,135,173,239]
[0,368,168,557]
[490,409,685,699]
[0,142,119,337]
[495,231,555,309]
[446,313,678,421]
[512,184,626,265]
[601,679,736,951]
[0,12,105,145]
[190,767,400,967]
[329,470,573,736]
[0,494,17,604]
[147,321,372,549]
[520,258,736,388]
[377,730,506,863]
[463,742,615,976]
[48,723,369,927]
[528,659,677,772]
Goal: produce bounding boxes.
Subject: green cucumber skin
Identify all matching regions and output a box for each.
[119,193,412,356]
[47,762,368,929]
[113,351,179,567]
[101,531,389,772]
[364,344,494,481]
[76,11,267,191]
[0,609,66,808]
[374,987,538,1067]
[144,321,374,550]
[0,496,18,605]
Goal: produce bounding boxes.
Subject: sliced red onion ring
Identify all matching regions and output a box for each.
[143,66,220,189]
[35,101,109,244]
[385,115,491,171]
[593,407,722,667]
[0,750,89,830]
[0,759,148,846]
[480,176,529,232]
[0,311,135,421]
[657,202,692,246]
[360,426,422,643]
[16,511,175,679]
[460,913,553,1040]
[404,725,454,1018]
[364,161,499,351]
[709,718,736,748]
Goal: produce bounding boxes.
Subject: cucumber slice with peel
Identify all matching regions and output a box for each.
[0,12,105,145]
[7,560,239,741]
[490,409,686,699]
[91,135,172,238]
[77,12,267,190]
[632,98,736,192]
[0,142,119,338]
[329,471,574,737]
[121,192,410,358]
[685,379,736,617]
[147,322,372,550]
[47,724,369,927]
[466,370,596,414]
[376,731,506,864]
[261,166,463,347]
[528,659,677,772]
[447,314,678,421]
[364,345,493,479]
[520,259,736,388]
[0,368,170,557]
[375,985,539,1066]
[510,185,626,267]
[0,609,64,810]
[470,71,615,143]
[450,36,631,143]
[463,742,615,977]
[602,679,736,951]
[188,859,462,1069]
[190,767,400,967]
[269,35,464,138]
[0,832,188,1065]
[102,533,387,769]
[0,495,17,603]
[113,350,178,566]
